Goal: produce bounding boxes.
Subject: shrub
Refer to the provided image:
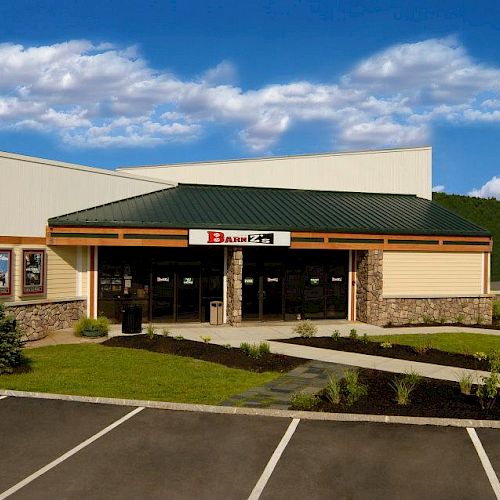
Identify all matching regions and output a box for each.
[290,391,319,410]
[458,372,474,395]
[161,328,171,338]
[331,329,341,341]
[422,315,433,325]
[258,341,271,355]
[488,350,500,372]
[200,335,211,344]
[343,368,367,406]
[412,339,432,355]
[239,342,262,359]
[476,372,499,410]
[0,304,25,374]
[455,313,465,324]
[174,335,184,341]
[349,329,358,340]
[380,342,393,349]
[404,370,422,386]
[73,316,109,338]
[223,343,232,350]
[391,377,416,406]
[493,300,500,321]
[325,374,342,405]
[360,333,369,344]
[473,351,488,361]
[239,342,251,355]
[293,320,317,338]
[145,323,156,340]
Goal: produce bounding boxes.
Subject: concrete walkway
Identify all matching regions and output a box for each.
[27,320,498,384]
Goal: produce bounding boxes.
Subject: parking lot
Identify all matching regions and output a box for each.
[0,396,499,499]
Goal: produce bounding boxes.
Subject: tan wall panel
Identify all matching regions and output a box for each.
[383,251,483,296]
[46,246,77,299]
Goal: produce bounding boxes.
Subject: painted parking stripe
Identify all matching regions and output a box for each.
[0,396,7,400]
[0,406,144,500]
[467,427,500,499]
[248,418,300,500]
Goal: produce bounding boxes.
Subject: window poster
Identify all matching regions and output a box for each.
[0,249,12,296]
[23,249,45,295]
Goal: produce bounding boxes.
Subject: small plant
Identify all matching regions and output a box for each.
[473,352,488,361]
[293,320,317,338]
[349,328,358,340]
[404,370,422,386]
[380,342,392,349]
[325,374,342,405]
[239,342,262,359]
[145,323,156,340]
[360,333,369,344]
[422,314,433,325]
[455,313,465,325]
[476,372,499,410]
[223,343,232,350]
[73,315,109,338]
[343,368,367,406]
[438,315,447,325]
[391,377,416,406]
[458,372,474,395]
[290,391,319,410]
[200,335,211,344]
[0,304,26,374]
[174,335,184,341]
[258,341,271,355]
[239,342,251,355]
[412,339,432,355]
[161,328,171,338]
[331,329,341,341]
[488,350,500,372]
[493,300,500,321]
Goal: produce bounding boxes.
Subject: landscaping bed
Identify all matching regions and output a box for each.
[295,368,500,420]
[103,335,306,373]
[277,336,493,370]
[384,321,500,330]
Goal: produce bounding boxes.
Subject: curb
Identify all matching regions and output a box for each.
[1,389,499,429]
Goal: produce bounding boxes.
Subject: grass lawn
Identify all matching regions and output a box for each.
[0,344,280,404]
[369,333,500,355]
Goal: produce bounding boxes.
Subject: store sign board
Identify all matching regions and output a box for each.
[189,229,291,247]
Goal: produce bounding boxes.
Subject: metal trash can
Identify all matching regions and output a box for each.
[122,305,142,334]
[209,301,223,325]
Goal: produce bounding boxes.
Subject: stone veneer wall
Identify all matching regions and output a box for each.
[4,299,86,341]
[226,247,243,326]
[356,249,493,326]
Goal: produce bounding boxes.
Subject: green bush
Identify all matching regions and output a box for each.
[290,391,319,410]
[488,350,500,372]
[292,320,317,338]
[349,328,358,340]
[391,378,416,406]
[73,316,109,338]
[325,374,341,405]
[476,372,499,410]
[331,330,341,341]
[458,372,474,395]
[344,368,367,406]
[258,341,271,355]
[145,323,156,340]
[0,304,26,374]
[239,341,269,359]
[360,333,369,344]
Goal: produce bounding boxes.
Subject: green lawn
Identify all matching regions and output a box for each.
[0,345,279,404]
[370,333,500,355]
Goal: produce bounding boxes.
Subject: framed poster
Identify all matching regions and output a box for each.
[0,249,12,296]
[23,249,46,295]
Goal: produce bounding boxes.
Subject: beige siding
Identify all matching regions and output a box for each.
[383,251,484,297]
[0,245,82,303]
[118,146,432,199]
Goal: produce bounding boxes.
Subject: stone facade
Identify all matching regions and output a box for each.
[4,299,86,341]
[226,247,243,326]
[356,249,493,326]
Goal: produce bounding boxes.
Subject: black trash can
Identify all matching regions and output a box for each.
[122,305,142,334]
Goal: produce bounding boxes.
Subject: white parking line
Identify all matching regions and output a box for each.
[0,406,145,500]
[248,418,300,500]
[0,396,8,400]
[467,427,500,499]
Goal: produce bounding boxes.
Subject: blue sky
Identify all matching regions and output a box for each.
[1,0,500,198]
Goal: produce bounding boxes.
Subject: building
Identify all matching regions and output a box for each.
[0,146,493,340]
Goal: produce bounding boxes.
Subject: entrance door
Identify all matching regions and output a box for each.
[176,265,200,321]
[242,263,260,320]
[151,263,174,322]
[262,264,283,320]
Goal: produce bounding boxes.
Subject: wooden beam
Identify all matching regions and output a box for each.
[0,236,46,245]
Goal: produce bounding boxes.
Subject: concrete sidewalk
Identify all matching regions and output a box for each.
[26,320,498,384]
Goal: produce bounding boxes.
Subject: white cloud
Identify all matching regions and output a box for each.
[2,37,500,150]
[469,176,500,199]
[432,185,445,193]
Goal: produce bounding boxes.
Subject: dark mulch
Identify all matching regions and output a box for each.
[385,321,500,330]
[276,337,492,371]
[102,335,306,373]
[306,369,500,420]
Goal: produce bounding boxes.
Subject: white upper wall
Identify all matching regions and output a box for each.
[1,151,175,237]
[118,146,432,199]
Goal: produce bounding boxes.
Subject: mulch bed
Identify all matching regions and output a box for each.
[103,335,306,373]
[303,369,500,420]
[385,321,500,330]
[277,337,493,371]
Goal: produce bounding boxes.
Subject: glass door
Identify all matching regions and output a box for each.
[242,263,260,320]
[176,265,200,321]
[262,263,283,320]
[151,263,174,322]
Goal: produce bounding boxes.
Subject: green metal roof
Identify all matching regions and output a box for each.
[48,184,491,237]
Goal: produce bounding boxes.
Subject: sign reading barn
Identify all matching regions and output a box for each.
[189,229,291,247]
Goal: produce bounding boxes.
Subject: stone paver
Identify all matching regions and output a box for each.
[222,360,351,409]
